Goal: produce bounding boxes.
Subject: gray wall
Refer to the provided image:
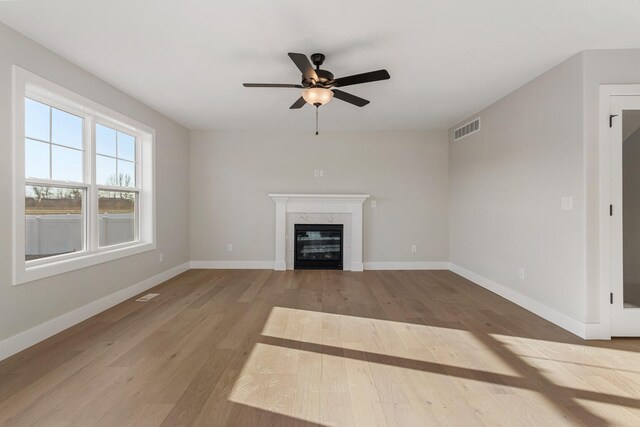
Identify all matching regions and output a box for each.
[189,130,449,264]
[0,22,190,342]
[449,49,640,330]
[449,53,587,322]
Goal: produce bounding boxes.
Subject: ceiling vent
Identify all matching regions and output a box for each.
[454,117,481,141]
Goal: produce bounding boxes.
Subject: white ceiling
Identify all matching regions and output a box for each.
[1,0,639,131]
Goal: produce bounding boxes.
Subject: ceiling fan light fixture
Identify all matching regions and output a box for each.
[301,88,333,106]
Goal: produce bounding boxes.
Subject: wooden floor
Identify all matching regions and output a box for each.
[1,270,640,426]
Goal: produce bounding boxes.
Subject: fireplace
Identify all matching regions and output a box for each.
[294,224,343,270]
[269,194,369,271]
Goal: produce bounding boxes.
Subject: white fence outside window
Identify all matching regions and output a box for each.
[25,214,134,258]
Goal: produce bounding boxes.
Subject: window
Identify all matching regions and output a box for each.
[25,185,85,260]
[24,99,86,261]
[13,66,155,285]
[95,124,138,247]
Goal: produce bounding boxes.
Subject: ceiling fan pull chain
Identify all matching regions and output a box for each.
[316,105,319,135]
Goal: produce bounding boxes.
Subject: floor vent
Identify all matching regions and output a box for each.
[135,293,159,302]
[454,117,481,141]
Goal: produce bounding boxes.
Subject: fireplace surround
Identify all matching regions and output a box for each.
[269,194,369,271]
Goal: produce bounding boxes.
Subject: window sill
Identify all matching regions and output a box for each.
[14,242,156,286]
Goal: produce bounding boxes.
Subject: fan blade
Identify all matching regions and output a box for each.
[333,69,390,87]
[243,83,303,88]
[290,97,307,109]
[332,89,370,107]
[288,53,319,82]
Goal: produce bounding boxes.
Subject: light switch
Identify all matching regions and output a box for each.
[561,196,573,210]
[371,200,377,208]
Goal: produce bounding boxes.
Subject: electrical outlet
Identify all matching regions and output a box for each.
[227,244,233,252]
[371,200,377,208]
[518,268,525,280]
[313,169,319,177]
[319,169,324,177]
[411,244,417,253]
[561,196,573,210]
[159,253,164,263]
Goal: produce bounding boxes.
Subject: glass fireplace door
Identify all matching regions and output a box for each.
[294,224,343,270]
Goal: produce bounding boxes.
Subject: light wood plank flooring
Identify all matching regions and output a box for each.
[1,269,640,426]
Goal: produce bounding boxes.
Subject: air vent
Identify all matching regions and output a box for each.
[454,118,481,141]
[135,293,159,302]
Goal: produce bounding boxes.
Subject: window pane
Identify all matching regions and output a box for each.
[96,155,116,186]
[25,185,84,261]
[52,108,83,149]
[98,190,136,247]
[117,160,135,187]
[25,139,50,179]
[96,124,116,157]
[117,132,135,161]
[25,98,50,141]
[52,146,83,182]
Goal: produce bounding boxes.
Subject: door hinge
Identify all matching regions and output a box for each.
[610,204,613,216]
[610,114,619,128]
[610,293,613,304]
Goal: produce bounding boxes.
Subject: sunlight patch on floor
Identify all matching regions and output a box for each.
[228,343,320,425]
[228,306,640,426]
[228,341,530,426]
[224,302,640,426]
[491,332,640,371]
[261,306,521,377]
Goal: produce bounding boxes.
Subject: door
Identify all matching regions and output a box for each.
[611,95,640,336]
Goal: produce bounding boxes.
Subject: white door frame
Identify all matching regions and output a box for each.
[598,84,640,338]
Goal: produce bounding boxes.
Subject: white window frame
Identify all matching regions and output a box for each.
[12,66,156,285]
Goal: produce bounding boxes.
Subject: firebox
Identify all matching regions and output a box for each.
[294,224,343,270]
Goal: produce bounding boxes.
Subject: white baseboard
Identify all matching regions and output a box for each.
[449,263,587,339]
[0,262,190,362]
[584,322,610,340]
[192,260,450,271]
[190,260,274,269]
[364,261,451,270]
[351,262,364,272]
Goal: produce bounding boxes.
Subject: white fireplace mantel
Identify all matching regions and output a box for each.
[269,194,370,271]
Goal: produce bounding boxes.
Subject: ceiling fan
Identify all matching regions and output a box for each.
[243,52,390,134]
